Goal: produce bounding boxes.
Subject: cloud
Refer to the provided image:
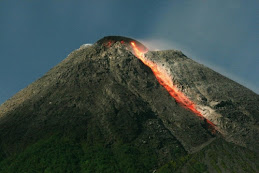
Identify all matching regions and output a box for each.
[138,38,185,51]
[142,1,259,94]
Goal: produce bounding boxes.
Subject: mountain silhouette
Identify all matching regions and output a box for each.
[0,36,258,172]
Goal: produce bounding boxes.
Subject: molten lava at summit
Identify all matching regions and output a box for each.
[130,41,215,129]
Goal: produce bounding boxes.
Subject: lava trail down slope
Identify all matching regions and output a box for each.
[99,36,215,130]
[130,41,215,129]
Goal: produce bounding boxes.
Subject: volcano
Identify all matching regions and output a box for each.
[0,36,258,172]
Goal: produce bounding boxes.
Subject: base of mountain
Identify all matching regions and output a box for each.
[0,133,258,173]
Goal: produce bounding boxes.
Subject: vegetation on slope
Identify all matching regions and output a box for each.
[157,139,259,173]
[1,133,258,173]
[0,134,159,173]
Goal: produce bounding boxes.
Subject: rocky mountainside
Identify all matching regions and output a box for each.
[146,50,259,152]
[0,36,258,172]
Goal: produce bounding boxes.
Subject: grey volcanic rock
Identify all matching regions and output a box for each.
[0,40,214,154]
[147,50,259,151]
[0,36,258,172]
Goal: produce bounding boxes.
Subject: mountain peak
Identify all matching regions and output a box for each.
[0,36,258,172]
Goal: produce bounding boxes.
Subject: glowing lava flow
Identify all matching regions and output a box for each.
[130,42,215,128]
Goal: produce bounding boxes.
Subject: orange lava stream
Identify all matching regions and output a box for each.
[130,42,215,127]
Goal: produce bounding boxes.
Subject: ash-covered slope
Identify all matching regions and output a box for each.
[146,51,259,152]
[0,36,258,172]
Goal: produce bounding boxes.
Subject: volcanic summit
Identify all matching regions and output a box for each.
[0,36,258,172]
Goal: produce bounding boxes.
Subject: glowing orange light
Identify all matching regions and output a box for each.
[130,41,215,129]
[107,41,112,47]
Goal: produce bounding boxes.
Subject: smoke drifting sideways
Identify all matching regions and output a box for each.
[138,39,184,52]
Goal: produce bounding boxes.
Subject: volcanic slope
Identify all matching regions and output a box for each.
[0,36,258,173]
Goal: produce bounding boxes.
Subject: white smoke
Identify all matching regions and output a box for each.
[79,44,92,49]
[138,39,183,51]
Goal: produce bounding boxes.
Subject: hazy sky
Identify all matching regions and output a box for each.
[0,0,258,104]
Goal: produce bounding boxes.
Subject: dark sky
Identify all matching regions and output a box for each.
[0,0,258,104]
